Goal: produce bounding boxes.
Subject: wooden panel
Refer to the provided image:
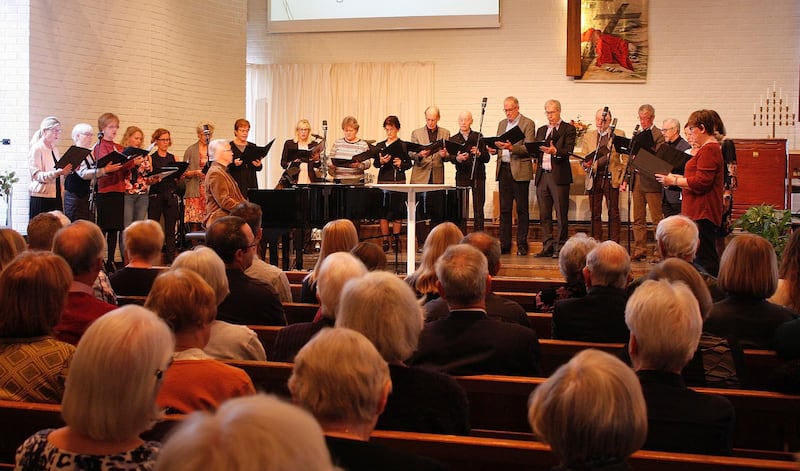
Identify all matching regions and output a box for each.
[732,139,787,220]
[565,0,582,76]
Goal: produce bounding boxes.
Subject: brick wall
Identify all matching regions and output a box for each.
[247,0,800,204]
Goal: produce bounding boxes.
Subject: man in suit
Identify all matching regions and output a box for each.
[489,96,536,255]
[410,244,541,376]
[660,118,692,218]
[410,105,451,246]
[424,231,531,328]
[533,99,576,258]
[553,241,630,342]
[582,108,626,242]
[622,104,666,262]
[449,110,489,233]
[627,279,735,456]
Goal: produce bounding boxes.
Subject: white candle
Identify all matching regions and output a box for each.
[780,88,782,99]
[753,103,756,113]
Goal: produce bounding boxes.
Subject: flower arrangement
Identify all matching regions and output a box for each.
[570,116,591,141]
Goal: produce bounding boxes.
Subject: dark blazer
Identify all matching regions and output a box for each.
[493,115,537,181]
[704,296,798,349]
[269,317,334,362]
[424,293,531,329]
[552,285,629,342]
[449,130,489,185]
[279,139,320,185]
[377,364,470,435]
[534,120,576,186]
[217,269,286,327]
[325,436,446,471]
[409,309,541,376]
[373,139,413,183]
[632,127,666,192]
[638,370,735,456]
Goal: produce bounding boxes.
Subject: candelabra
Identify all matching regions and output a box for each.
[754,82,797,138]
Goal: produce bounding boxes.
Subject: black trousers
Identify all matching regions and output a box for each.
[148,192,178,263]
[457,176,486,233]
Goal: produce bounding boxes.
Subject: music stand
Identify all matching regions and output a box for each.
[369,183,451,275]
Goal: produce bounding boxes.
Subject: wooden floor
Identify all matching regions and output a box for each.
[277,220,656,278]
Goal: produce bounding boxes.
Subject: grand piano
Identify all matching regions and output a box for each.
[249,184,469,270]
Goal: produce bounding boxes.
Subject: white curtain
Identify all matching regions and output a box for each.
[246,62,434,188]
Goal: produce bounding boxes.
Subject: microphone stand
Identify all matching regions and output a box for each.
[622,126,640,253]
[320,120,329,182]
[88,132,103,216]
[471,99,487,182]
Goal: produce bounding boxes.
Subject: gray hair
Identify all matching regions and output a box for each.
[545,99,562,112]
[625,279,702,372]
[586,241,630,289]
[638,104,655,117]
[154,394,334,471]
[337,271,424,362]
[71,123,93,144]
[655,215,699,261]
[172,247,230,306]
[316,252,367,318]
[435,244,488,306]
[558,233,599,283]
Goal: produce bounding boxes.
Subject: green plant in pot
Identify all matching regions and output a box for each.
[733,204,792,258]
[0,170,18,227]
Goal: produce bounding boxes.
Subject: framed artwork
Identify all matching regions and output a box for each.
[571,0,649,82]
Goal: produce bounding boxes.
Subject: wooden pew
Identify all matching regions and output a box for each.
[370,430,798,471]
[225,359,293,398]
[290,283,302,301]
[527,312,551,338]
[494,291,538,311]
[282,302,318,324]
[538,339,625,376]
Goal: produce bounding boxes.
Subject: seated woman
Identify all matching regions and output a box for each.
[337,271,470,435]
[0,252,74,403]
[110,220,166,296]
[15,305,174,470]
[536,233,598,312]
[351,241,387,271]
[705,233,798,350]
[528,349,647,470]
[154,394,336,471]
[171,247,266,361]
[0,227,26,271]
[405,222,463,303]
[300,219,359,303]
[289,328,445,471]
[770,228,800,312]
[146,268,255,412]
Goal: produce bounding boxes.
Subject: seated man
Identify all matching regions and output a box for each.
[409,244,541,376]
[230,201,292,303]
[289,328,445,471]
[425,231,530,328]
[626,279,735,455]
[535,233,598,312]
[109,220,165,296]
[26,212,63,250]
[205,216,286,326]
[553,241,630,342]
[271,252,367,362]
[52,220,117,345]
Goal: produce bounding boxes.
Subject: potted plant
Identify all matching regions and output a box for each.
[0,170,18,227]
[733,204,792,259]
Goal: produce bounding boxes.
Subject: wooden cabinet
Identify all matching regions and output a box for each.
[732,139,787,220]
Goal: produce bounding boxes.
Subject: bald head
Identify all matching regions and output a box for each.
[52,220,105,279]
[457,111,474,133]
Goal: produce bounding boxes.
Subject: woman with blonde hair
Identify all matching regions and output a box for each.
[705,234,798,349]
[121,126,153,237]
[299,218,359,303]
[15,305,174,469]
[405,222,464,302]
[183,121,215,233]
[278,118,322,188]
[28,117,73,218]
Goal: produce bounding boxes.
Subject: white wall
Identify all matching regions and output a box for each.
[2,0,247,231]
[247,0,800,203]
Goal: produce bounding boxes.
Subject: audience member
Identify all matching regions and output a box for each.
[405,221,464,302]
[230,201,292,302]
[0,252,73,403]
[528,349,647,470]
[645,258,741,388]
[536,233,597,312]
[204,138,246,227]
[147,268,255,413]
[425,231,530,328]
[770,228,800,312]
[300,219,359,303]
[26,212,62,250]
[626,279,735,455]
[351,241,387,271]
[410,244,541,376]
[271,252,367,362]
[704,234,797,349]
[0,227,26,271]
[15,305,174,470]
[171,247,266,361]
[110,220,165,296]
[553,241,630,342]
[205,216,286,326]
[52,221,117,344]
[154,394,336,471]
[289,328,445,471]
[338,271,470,435]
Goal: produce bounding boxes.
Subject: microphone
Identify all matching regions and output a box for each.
[601,106,609,122]
[203,124,210,136]
[322,120,328,132]
[633,124,640,136]
[97,131,104,140]
[481,97,487,114]
[312,133,324,140]
[609,117,618,133]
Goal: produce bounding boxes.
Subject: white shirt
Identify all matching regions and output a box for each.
[542,125,558,171]
[501,116,521,163]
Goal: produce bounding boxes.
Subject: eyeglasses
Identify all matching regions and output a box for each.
[155,358,173,380]
[503,107,518,112]
[240,242,258,251]
[297,128,311,131]
[156,138,171,142]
